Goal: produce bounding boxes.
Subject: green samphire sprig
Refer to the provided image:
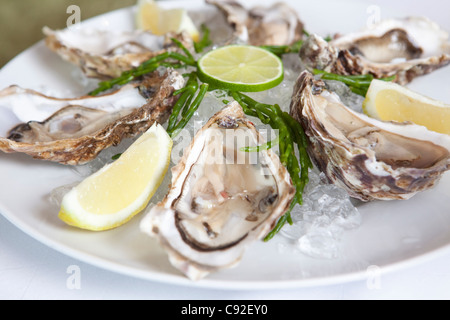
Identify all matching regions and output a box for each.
[230,92,313,241]
[313,69,396,96]
[89,28,338,240]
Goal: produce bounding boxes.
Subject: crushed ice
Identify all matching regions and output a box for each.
[323,79,365,113]
[49,50,363,260]
[279,168,361,259]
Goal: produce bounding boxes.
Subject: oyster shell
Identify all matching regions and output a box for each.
[0,70,184,165]
[300,17,450,85]
[206,0,304,46]
[290,71,450,201]
[140,102,295,280]
[43,27,193,79]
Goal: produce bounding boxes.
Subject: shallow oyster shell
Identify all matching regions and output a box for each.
[300,17,450,85]
[290,71,450,201]
[140,102,295,280]
[43,27,193,79]
[0,70,184,165]
[206,0,304,46]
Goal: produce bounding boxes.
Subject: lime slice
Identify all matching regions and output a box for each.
[363,80,450,135]
[59,123,172,231]
[197,45,284,92]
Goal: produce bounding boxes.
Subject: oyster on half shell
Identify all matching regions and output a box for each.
[300,17,450,85]
[0,70,184,165]
[44,27,193,79]
[290,71,450,201]
[206,0,304,46]
[140,102,295,280]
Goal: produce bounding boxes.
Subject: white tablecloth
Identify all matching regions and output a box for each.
[1,0,449,300]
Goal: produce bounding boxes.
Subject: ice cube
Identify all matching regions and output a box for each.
[49,182,78,208]
[297,227,341,260]
[324,80,365,113]
[278,163,362,259]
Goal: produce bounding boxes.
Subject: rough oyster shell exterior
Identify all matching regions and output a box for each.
[44,27,193,79]
[206,0,304,46]
[300,17,450,85]
[290,71,450,201]
[0,70,184,165]
[140,102,295,280]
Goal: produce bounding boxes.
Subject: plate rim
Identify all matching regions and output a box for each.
[1,0,450,290]
[3,198,450,290]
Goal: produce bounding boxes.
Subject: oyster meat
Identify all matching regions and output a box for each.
[300,17,450,85]
[44,27,193,79]
[140,102,295,280]
[206,0,304,46]
[0,70,184,165]
[290,71,450,201]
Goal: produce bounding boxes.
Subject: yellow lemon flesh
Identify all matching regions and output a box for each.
[59,123,172,231]
[136,0,200,42]
[363,79,450,135]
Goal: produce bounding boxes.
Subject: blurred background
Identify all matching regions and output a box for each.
[0,0,138,67]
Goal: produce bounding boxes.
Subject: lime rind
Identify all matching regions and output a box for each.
[197,45,284,92]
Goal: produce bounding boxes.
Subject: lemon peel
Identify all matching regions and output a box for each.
[59,123,172,231]
[363,80,450,135]
[136,0,200,42]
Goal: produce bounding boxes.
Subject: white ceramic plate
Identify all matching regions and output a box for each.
[1,0,449,290]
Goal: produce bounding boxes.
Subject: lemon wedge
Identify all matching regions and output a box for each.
[363,79,450,135]
[136,0,200,42]
[198,45,284,92]
[59,123,172,231]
